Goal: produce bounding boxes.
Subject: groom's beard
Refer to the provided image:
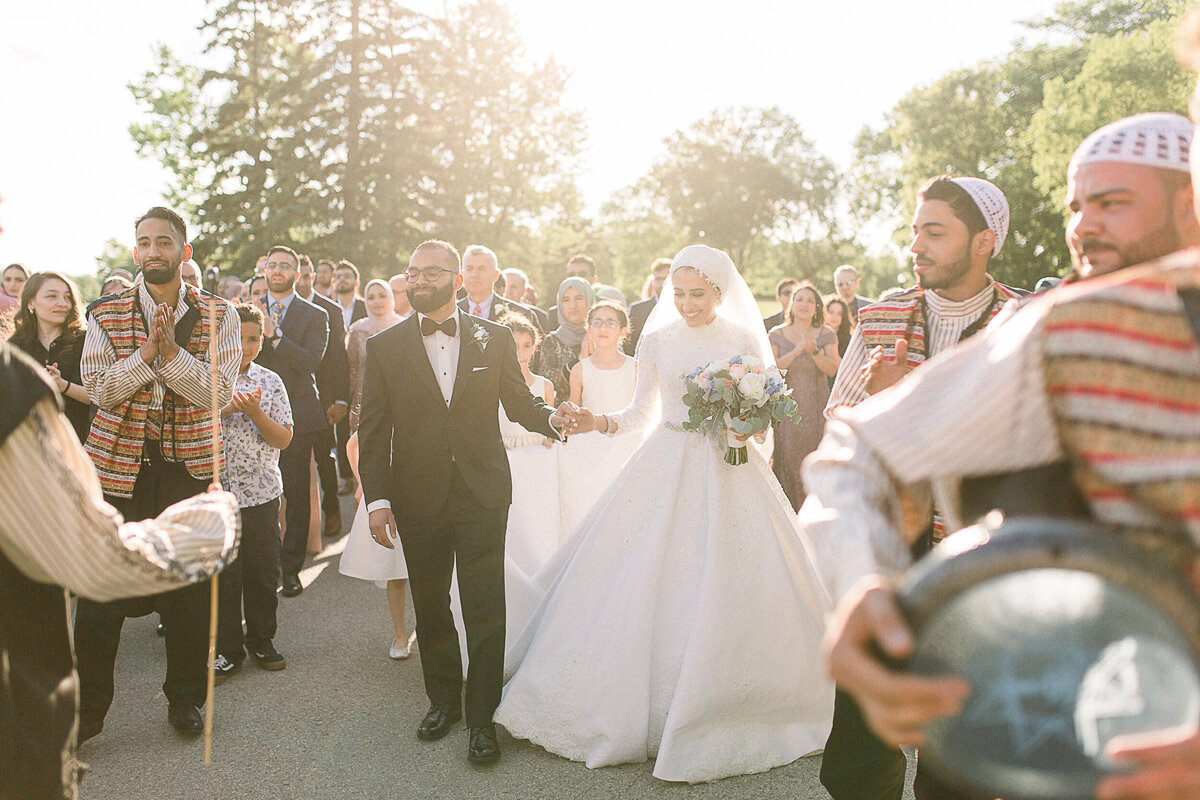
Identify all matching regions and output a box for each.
[407,280,455,314]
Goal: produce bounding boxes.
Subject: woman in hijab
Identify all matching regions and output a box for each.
[339,278,413,659]
[533,277,594,403]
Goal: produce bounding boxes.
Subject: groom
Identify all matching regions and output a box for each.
[359,239,569,764]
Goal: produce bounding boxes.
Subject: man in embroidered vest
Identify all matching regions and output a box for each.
[75,206,242,743]
[818,174,1021,800]
[804,104,1200,799]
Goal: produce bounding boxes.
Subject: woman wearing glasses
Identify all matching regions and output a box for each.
[557,301,641,536]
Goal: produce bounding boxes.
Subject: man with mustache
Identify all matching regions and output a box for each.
[74,206,242,742]
[805,112,1200,800]
[358,240,570,765]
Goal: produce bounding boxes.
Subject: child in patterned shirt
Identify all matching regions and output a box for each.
[213,303,294,680]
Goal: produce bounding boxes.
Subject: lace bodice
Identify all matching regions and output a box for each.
[608,317,764,435]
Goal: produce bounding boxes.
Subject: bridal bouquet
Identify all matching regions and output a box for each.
[681,355,797,465]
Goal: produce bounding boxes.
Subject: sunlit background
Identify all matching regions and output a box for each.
[0,0,1184,300]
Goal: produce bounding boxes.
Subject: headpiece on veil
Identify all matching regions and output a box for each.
[639,244,773,366]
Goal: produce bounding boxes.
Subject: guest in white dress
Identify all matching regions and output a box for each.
[338,280,413,659]
[495,246,834,783]
[451,313,563,667]
[559,301,641,536]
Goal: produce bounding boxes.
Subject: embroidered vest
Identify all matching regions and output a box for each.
[1041,250,1200,552]
[84,284,225,498]
[857,281,1022,545]
[857,282,1023,369]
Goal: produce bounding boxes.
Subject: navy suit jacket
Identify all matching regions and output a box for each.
[255,294,330,435]
[307,292,350,410]
[626,296,657,354]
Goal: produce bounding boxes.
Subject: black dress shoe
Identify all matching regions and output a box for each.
[77,716,103,745]
[280,574,303,597]
[416,704,462,741]
[322,511,342,537]
[167,703,203,736]
[467,724,500,763]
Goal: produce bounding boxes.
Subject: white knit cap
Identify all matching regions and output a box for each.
[950,177,1009,257]
[1069,112,1192,175]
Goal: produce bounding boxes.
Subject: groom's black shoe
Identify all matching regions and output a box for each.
[417,704,461,741]
[467,724,500,763]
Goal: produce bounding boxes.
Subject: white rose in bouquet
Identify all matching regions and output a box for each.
[738,372,768,406]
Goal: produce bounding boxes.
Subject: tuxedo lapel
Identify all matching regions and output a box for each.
[405,317,447,409]
[449,317,482,411]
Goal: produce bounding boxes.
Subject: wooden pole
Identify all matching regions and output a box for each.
[204,295,222,765]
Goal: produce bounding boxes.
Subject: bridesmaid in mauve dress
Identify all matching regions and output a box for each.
[768,283,841,511]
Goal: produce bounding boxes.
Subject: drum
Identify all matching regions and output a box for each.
[896,517,1200,800]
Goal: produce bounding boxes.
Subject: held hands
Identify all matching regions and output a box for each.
[368,508,398,550]
[824,576,970,747]
[553,401,600,435]
[862,338,911,396]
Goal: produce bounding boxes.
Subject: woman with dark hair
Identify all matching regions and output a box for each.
[1,263,30,316]
[7,271,91,440]
[533,277,595,402]
[823,295,853,357]
[769,282,840,511]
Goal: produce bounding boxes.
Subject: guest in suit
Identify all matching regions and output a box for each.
[331,260,367,491]
[762,276,799,331]
[359,239,569,764]
[314,258,336,297]
[254,245,329,598]
[297,254,350,532]
[458,245,546,332]
[833,264,873,322]
[625,257,670,354]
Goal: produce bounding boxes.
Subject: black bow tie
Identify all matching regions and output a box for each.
[421,316,457,337]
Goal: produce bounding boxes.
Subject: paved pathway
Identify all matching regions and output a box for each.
[77,493,916,799]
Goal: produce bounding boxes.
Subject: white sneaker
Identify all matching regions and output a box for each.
[389,631,416,660]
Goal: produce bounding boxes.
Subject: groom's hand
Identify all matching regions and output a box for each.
[368,508,398,550]
[551,401,579,436]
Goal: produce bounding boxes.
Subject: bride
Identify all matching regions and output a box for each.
[494,245,834,783]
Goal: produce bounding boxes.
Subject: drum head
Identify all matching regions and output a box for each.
[897,518,1200,800]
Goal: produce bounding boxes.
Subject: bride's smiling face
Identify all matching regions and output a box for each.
[673,267,720,327]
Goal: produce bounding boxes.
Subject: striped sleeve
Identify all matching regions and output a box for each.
[802,301,1062,602]
[80,319,157,410]
[158,302,241,410]
[0,398,241,602]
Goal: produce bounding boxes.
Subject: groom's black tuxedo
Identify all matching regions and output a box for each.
[358,311,561,727]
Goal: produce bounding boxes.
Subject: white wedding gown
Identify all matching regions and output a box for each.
[495,317,835,783]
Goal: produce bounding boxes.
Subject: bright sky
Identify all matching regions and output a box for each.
[0,0,1060,275]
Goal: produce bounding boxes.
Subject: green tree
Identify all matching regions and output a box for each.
[129,0,584,278]
[1030,18,1192,211]
[620,106,839,277]
[850,0,1186,289]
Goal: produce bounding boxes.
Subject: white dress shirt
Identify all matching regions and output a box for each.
[421,309,462,407]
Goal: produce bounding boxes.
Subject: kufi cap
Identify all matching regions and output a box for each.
[950,177,1009,257]
[1069,113,1192,175]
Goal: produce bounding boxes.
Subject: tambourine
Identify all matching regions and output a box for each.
[895,517,1200,800]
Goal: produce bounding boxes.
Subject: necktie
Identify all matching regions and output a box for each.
[270,302,284,329]
[472,304,483,317]
[421,316,457,337]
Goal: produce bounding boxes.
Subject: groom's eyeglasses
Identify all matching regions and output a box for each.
[403,266,458,283]
[589,319,622,330]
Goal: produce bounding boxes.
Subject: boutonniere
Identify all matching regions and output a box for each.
[470,322,490,353]
[493,302,508,316]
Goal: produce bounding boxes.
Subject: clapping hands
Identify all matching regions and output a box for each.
[862,338,912,396]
